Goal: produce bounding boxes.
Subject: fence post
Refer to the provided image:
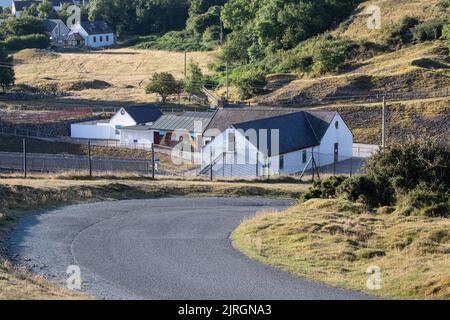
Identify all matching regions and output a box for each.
[151,143,155,180]
[256,152,259,177]
[88,141,92,178]
[209,148,213,181]
[23,138,27,178]
[350,157,353,177]
[223,152,225,177]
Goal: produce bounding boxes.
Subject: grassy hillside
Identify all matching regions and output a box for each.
[232,198,450,300]
[12,48,217,105]
[335,0,447,43]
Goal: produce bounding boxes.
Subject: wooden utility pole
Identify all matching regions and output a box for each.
[382,95,386,148]
[225,62,229,101]
[22,138,27,178]
[184,50,187,80]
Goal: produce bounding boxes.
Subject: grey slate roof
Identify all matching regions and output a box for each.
[149,112,214,133]
[204,108,298,136]
[41,19,64,32]
[120,125,153,131]
[122,105,163,125]
[232,110,337,156]
[80,21,113,35]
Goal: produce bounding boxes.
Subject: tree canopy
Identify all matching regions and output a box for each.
[0,45,15,92]
[146,72,183,103]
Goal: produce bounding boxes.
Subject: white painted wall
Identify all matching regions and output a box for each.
[316,113,353,167]
[200,113,353,178]
[70,23,115,48]
[71,122,118,140]
[120,130,154,146]
[85,33,114,48]
[109,109,137,128]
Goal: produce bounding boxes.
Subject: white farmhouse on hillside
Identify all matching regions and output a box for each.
[71,105,162,140]
[201,110,353,178]
[69,21,114,48]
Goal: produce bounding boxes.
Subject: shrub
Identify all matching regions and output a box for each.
[311,40,348,74]
[133,31,210,52]
[2,34,50,51]
[400,184,449,217]
[337,175,383,208]
[443,23,450,53]
[382,16,420,49]
[230,67,267,99]
[301,176,348,202]
[411,19,446,43]
[365,137,450,195]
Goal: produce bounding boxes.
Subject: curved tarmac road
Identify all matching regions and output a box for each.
[8,197,372,300]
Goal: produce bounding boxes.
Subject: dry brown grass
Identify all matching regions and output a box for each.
[13,48,218,104]
[0,176,309,300]
[232,198,450,300]
[335,0,447,43]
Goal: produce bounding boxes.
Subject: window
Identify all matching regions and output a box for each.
[279,155,284,170]
[106,35,109,42]
[100,36,103,42]
[335,121,339,129]
[228,132,235,152]
[302,150,307,163]
[93,36,97,43]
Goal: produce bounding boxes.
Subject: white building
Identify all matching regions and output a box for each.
[69,21,114,48]
[71,105,162,141]
[200,110,353,178]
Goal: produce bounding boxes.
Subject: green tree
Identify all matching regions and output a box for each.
[0,16,46,39]
[22,3,39,17]
[312,39,348,74]
[37,0,58,19]
[184,60,204,102]
[0,45,15,92]
[146,72,183,103]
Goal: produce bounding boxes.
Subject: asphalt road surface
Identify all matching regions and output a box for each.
[8,197,373,300]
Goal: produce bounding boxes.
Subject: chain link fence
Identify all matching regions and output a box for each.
[0,135,200,177]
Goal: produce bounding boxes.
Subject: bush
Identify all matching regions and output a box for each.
[365,137,450,195]
[2,34,50,51]
[337,175,383,209]
[133,31,211,52]
[382,17,420,49]
[443,23,450,53]
[269,35,351,75]
[411,19,446,43]
[230,67,267,99]
[301,176,348,202]
[400,184,449,217]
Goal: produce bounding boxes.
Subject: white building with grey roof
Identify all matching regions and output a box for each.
[200,109,353,178]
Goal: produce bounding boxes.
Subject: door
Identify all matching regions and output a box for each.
[153,131,160,145]
[334,143,339,163]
